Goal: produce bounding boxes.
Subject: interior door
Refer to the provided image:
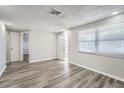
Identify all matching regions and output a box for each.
[10,32,20,62]
[57,34,65,60]
[57,39,64,60]
[6,32,11,63]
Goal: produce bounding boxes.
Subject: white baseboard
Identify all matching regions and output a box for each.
[56,57,65,60]
[7,60,10,63]
[69,61,124,82]
[0,65,6,77]
[56,58,64,61]
[29,58,56,63]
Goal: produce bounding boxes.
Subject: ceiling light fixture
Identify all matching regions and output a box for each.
[112,11,119,15]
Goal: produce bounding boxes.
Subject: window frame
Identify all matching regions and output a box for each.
[78,23,124,59]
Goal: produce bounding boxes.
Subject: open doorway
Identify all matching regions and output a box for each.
[57,31,68,62]
[23,33,29,62]
[6,31,30,63]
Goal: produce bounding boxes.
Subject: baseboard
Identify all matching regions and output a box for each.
[29,58,57,63]
[7,60,24,63]
[19,60,23,62]
[69,61,124,82]
[7,61,10,63]
[0,65,6,77]
[56,57,64,60]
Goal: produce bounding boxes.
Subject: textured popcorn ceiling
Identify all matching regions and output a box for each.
[0,5,124,33]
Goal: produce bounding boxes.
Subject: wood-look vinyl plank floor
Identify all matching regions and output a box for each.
[0,59,124,88]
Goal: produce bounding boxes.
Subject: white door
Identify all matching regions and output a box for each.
[57,32,68,61]
[6,32,11,63]
[57,39,64,60]
[10,32,20,62]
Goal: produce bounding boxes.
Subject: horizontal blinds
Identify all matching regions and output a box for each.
[78,22,124,57]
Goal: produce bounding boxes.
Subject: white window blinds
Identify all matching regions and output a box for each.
[78,29,96,53]
[78,22,124,57]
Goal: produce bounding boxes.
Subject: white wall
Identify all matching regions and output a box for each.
[29,30,56,63]
[0,20,6,76]
[69,13,124,81]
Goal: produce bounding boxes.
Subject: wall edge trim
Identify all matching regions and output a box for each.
[69,60,124,82]
[29,58,57,63]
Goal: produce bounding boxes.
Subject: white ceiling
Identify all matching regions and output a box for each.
[0,5,124,33]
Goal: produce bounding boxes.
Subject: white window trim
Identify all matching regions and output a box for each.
[78,24,124,59]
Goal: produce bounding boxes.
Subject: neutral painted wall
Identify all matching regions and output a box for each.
[68,13,124,81]
[29,30,56,63]
[0,20,6,76]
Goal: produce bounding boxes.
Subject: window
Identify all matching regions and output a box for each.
[78,29,96,53]
[78,22,124,58]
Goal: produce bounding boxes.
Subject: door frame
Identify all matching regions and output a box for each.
[56,31,68,61]
[6,31,11,63]
[6,31,30,63]
[10,32,20,62]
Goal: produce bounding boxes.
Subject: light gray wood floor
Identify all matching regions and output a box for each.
[0,59,124,88]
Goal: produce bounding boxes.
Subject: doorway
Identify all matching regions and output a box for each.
[64,31,68,61]
[6,32,20,63]
[6,31,11,63]
[6,31,30,63]
[23,33,29,62]
[57,31,68,61]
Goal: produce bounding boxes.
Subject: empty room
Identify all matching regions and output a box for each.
[0,5,124,88]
